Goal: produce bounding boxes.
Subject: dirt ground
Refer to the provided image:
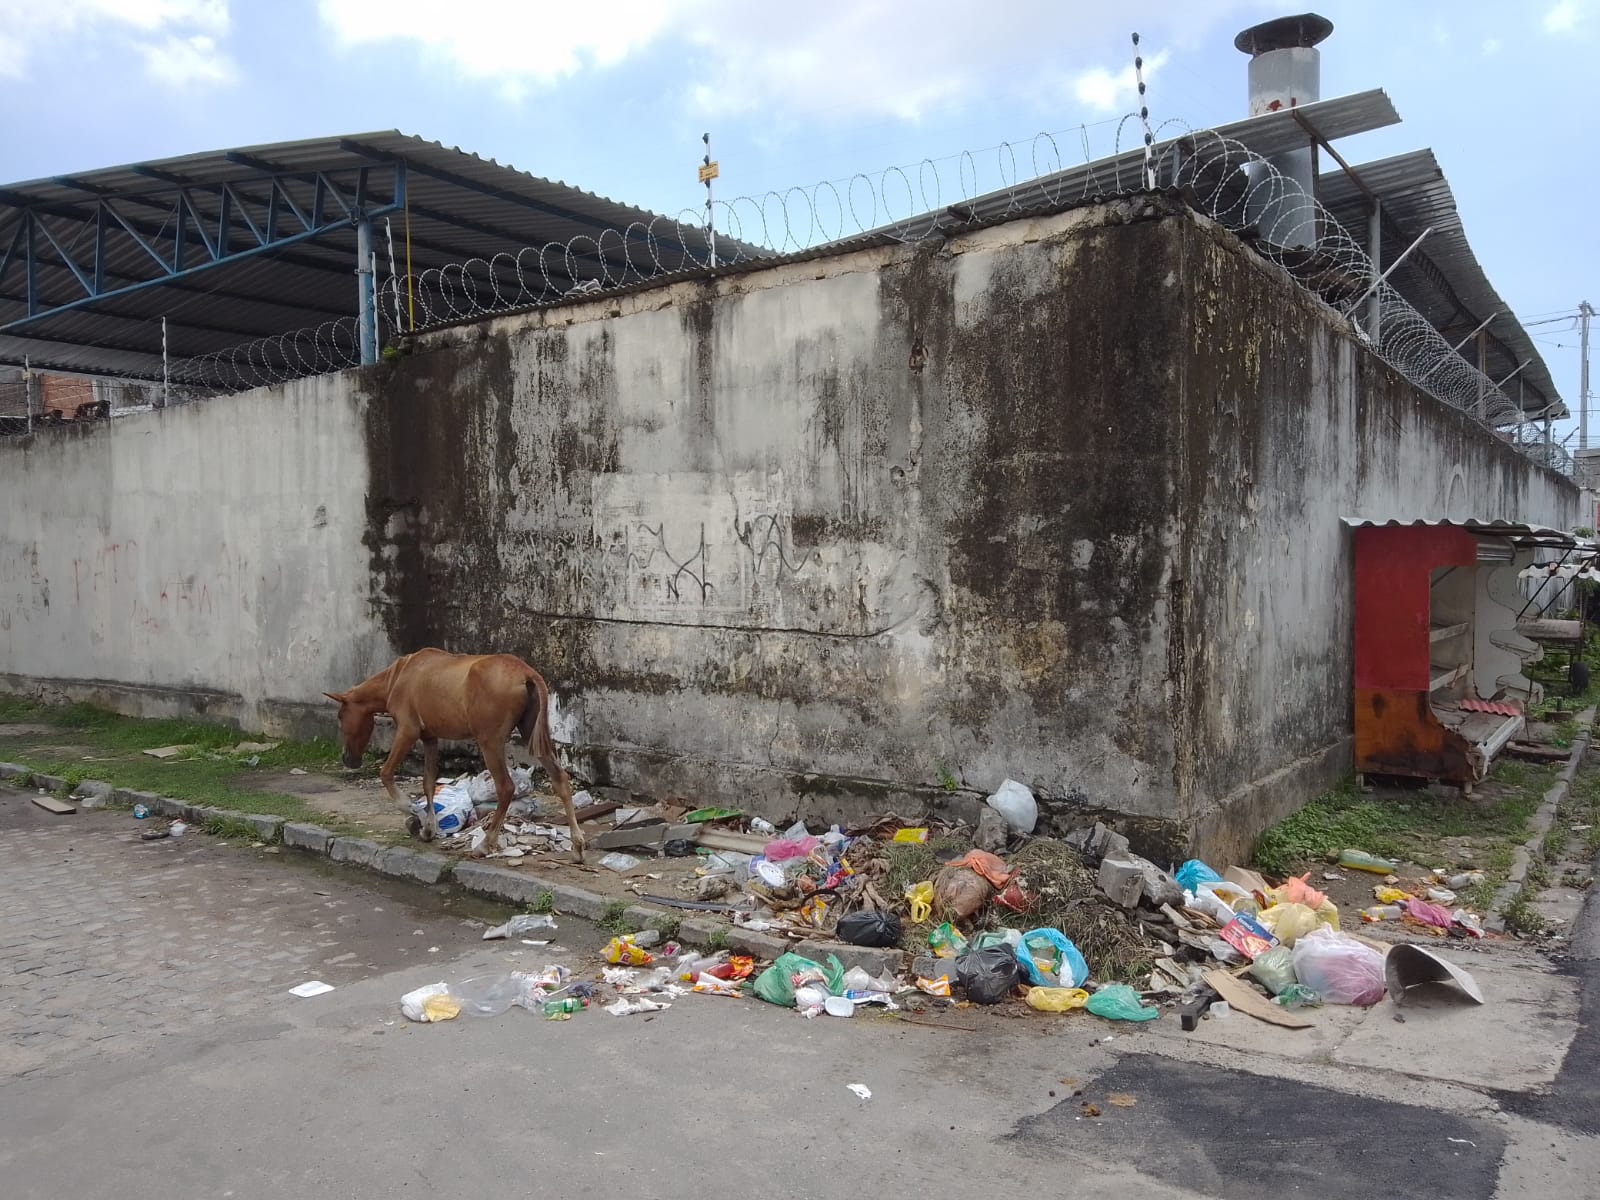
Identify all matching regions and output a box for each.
[254,766,716,903]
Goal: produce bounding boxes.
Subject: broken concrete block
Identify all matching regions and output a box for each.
[1099,854,1146,908]
[1132,855,1185,908]
[1066,820,1130,862]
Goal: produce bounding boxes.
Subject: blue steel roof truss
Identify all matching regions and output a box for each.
[0,163,407,333]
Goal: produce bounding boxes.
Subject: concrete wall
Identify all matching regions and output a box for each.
[0,372,389,728]
[0,197,1579,856]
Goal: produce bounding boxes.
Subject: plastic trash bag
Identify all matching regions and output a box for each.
[753,953,826,1008]
[1084,983,1159,1022]
[1256,902,1334,947]
[1175,859,1223,893]
[905,881,934,923]
[1405,898,1455,930]
[929,921,969,958]
[985,779,1038,835]
[1248,947,1298,995]
[1266,873,1329,910]
[838,909,902,948]
[1025,986,1090,1012]
[956,946,1023,1005]
[411,788,475,836]
[970,928,1023,953]
[1276,983,1323,1009]
[1290,927,1385,1006]
[934,864,993,922]
[1016,928,1090,988]
[400,982,454,1022]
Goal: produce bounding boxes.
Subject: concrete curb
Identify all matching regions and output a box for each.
[1486,705,1597,931]
[0,762,902,973]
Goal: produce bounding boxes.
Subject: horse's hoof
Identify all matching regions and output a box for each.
[419,825,436,843]
[406,815,422,838]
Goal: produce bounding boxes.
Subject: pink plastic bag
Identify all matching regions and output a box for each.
[1290,927,1385,1006]
[1404,899,1454,930]
[764,836,819,862]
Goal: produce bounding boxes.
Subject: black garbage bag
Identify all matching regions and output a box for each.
[837,909,903,948]
[956,946,1023,1005]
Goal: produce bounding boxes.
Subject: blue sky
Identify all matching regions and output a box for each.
[1,0,1594,435]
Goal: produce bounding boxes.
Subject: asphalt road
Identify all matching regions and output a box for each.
[2,785,1594,1199]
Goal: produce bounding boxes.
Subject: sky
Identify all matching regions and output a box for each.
[1,0,1595,438]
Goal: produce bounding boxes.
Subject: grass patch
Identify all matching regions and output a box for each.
[1502,889,1549,936]
[597,901,635,936]
[705,927,731,952]
[531,890,556,914]
[648,914,682,941]
[0,697,358,831]
[1253,765,1555,882]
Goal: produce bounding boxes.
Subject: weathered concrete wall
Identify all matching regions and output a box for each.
[1170,216,1579,862]
[0,373,390,730]
[0,197,1579,857]
[361,201,1183,829]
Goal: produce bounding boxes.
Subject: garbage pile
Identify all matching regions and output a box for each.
[392,779,1491,1031]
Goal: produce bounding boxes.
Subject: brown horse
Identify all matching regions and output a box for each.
[324,649,584,860]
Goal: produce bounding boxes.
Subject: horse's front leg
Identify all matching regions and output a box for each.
[379,727,422,837]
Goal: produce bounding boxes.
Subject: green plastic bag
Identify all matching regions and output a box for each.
[929,922,969,958]
[1248,947,1297,996]
[823,954,847,996]
[752,953,825,1008]
[1084,983,1159,1022]
[1276,983,1323,1009]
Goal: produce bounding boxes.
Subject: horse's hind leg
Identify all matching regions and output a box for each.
[419,738,442,841]
[537,744,584,864]
[477,745,514,856]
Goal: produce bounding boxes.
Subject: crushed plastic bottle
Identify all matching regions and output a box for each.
[1361,904,1404,923]
[1338,848,1399,874]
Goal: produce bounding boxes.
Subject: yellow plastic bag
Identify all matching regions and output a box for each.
[421,993,461,1021]
[1373,885,1409,904]
[1025,986,1090,1013]
[1256,901,1337,947]
[906,881,934,924]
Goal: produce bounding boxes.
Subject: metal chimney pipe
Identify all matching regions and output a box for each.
[1235,13,1334,250]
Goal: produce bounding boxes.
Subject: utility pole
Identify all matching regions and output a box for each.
[699,133,718,269]
[1581,299,1594,452]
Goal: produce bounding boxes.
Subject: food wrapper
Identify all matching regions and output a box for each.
[1219,912,1278,960]
[602,936,654,966]
[915,976,952,996]
[691,976,743,996]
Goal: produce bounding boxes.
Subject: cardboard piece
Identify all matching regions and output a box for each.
[32,795,77,814]
[1202,969,1313,1029]
[1384,943,1485,1005]
[1223,865,1269,894]
[142,745,192,759]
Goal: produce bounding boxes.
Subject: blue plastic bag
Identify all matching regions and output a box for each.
[1015,928,1089,988]
[1175,859,1223,893]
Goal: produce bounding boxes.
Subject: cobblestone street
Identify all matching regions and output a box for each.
[0,787,510,1079]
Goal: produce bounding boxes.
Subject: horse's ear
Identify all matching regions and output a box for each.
[323,691,347,704]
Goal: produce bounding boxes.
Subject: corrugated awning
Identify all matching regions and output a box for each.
[1341,517,1580,548]
[1317,149,1565,421]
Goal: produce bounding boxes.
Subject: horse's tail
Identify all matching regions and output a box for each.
[519,673,560,766]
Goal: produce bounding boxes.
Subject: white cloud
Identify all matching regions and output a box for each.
[1072,49,1171,115]
[0,0,232,85]
[1543,1,1585,33]
[316,0,1245,123]
[317,0,678,91]
[141,33,236,86]
[1481,37,1503,56]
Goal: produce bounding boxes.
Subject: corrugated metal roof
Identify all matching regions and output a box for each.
[1341,517,1577,546]
[0,131,740,377]
[1316,150,1565,420]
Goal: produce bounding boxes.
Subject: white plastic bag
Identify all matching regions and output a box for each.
[599,852,641,872]
[413,787,475,835]
[1290,927,1385,1006]
[400,981,451,1022]
[986,779,1038,835]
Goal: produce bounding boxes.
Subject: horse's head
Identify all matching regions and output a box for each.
[323,691,376,769]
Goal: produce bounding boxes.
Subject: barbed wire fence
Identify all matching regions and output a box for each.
[10,114,1571,477]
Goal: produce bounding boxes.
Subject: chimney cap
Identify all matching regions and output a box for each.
[1234,13,1334,56]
